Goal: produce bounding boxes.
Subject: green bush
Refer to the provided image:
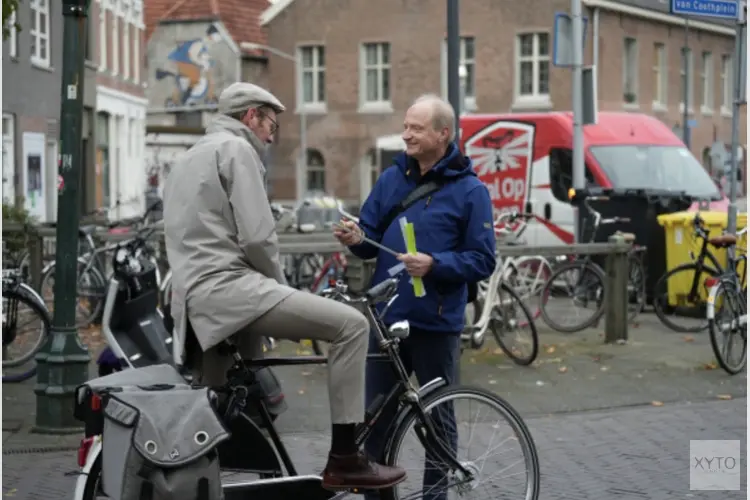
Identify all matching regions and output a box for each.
[2,200,37,261]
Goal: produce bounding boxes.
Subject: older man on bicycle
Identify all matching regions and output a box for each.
[162,82,406,491]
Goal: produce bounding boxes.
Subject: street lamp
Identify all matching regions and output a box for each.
[241,42,307,200]
[34,0,92,433]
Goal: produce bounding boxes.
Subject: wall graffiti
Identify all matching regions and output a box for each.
[153,24,224,108]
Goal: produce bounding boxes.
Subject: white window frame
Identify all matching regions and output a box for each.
[2,114,16,204]
[297,45,326,113]
[30,0,51,67]
[8,12,18,58]
[99,0,108,71]
[700,51,713,114]
[623,37,639,106]
[514,32,551,108]
[111,5,120,76]
[441,36,477,112]
[359,42,392,113]
[679,48,694,113]
[652,43,667,110]
[721,54,733,116]
[133,27,140,83]
[122,4,130,79]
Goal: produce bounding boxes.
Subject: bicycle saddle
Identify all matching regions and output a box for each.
[79,224,97,237]
[614,231,636,243]
[708,234,737,248]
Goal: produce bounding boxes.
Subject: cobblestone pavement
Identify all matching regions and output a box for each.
[2,398,745,499]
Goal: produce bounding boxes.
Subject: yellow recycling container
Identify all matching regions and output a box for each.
[657,211,747,306]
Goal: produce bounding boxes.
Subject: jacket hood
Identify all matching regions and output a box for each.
[392,142,475,181]
[206,114,267,157]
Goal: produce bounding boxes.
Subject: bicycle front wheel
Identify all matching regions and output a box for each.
[490,282,539,365]
[382,385,540,500]
[707,281,747,375]
[540,261,606,333]
[40,260,107,328]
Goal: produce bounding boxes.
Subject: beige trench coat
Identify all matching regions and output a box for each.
[163,114,294,365]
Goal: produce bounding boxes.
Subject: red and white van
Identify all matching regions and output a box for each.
[458,111,727,245]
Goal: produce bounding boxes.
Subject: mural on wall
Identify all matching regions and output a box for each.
[155,24,224,108]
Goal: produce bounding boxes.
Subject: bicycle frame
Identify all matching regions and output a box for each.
[220,281,473,481]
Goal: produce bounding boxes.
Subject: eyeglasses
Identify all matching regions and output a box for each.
[260,112,279,135]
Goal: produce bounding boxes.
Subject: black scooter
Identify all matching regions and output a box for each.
[97,230,287,423]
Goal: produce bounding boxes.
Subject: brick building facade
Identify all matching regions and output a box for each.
[261,0,746,203]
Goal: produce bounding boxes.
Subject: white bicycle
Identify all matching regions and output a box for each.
[461,211,549,365]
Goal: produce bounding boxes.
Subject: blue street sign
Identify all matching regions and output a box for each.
[670,0,739,19]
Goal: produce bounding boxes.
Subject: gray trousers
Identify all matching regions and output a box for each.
[192,290,370,424]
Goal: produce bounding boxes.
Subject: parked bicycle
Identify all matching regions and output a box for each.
[2,268,51,383]
[74,273,540,500]
[653,213,747,333]
[539,189,646,333]
[463,210,541,365]
[705,230,747,375]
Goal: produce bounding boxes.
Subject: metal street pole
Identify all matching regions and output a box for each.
[726,15,746,236]
[447,0,460,140]
[682,17,691,148]
[33,0,91,433]
[571,0,585,242]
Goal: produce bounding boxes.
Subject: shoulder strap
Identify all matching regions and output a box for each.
[375,180,446,235]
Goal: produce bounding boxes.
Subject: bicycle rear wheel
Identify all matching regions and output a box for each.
[540,261,606,333]
[2,288,50,382]
[40,260,107,328]
[627,253,646,322]
[653,263,719,333]
[490,282,539,365]
[382,385,540,500]
[707,280,747,375]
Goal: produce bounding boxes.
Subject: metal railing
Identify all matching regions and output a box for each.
[2,223,635,343]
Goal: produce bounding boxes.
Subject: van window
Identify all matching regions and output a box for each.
[549,148,598,202]
[589,145,721,199]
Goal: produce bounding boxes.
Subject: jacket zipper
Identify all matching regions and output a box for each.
[438,295,443,316]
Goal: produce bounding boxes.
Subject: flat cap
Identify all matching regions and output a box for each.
[217,82,286,115]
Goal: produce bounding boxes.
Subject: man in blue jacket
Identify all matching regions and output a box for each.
[334,94,496,500]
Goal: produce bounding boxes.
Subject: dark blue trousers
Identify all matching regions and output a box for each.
[364,328,460,500]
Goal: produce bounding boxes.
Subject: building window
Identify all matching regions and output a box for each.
[721,54,732,113]
[306,149,325,192]
[112,10,119,75]
[680,48,694,112]
[8,12,18,58]
[122,4,130,79]
[441,36,476,111]
[30,0,51,67]
[515,33,550,101]
[99,3,107,71]
[2,114,15,204]
[653,43,667,108]
[299,45,325,108]
[623,38,638,104]
[96,112,110,209]
[701,51,713,112]
[360,42,391,109]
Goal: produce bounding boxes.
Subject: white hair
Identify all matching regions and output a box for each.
[411,93,456,143]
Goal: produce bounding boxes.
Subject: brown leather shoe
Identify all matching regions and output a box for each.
[322,452,407,491]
